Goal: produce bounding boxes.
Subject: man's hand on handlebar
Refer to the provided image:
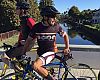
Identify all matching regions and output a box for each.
[62,48,73,61]
[63,48,70,55]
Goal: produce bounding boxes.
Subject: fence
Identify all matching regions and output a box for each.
[0,30,19,41]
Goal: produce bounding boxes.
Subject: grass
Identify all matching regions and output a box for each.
[0,35,37,51]
[0,35,19,47]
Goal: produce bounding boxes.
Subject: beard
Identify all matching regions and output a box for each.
[48,20,58,27]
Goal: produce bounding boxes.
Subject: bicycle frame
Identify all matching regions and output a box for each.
[17,52,70,80]
[14,57,42,80]
[44,52,79,80]
[44,61,64,79]
[22,64,33,80]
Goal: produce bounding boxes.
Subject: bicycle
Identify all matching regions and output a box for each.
[44,52,97,80]
[0,43,14,77]
[0,43,41,80]
[0,45,97,80]
[98,71,100,80]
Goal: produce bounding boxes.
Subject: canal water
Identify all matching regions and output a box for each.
[56,24,94,45]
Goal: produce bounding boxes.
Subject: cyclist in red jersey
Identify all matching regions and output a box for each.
[1,1,36,65]
[22,6,70,80]
[16,1,36,48]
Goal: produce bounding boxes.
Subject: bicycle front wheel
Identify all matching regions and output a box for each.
[63,63,97,80]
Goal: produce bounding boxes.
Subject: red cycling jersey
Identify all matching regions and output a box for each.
[18,16,35,44]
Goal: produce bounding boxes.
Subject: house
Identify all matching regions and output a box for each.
[92,9,100,23]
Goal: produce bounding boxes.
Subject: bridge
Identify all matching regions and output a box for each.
[0,44,100,69]
[0,44,100,76]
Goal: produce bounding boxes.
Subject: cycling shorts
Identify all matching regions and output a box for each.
[39,52,55,65]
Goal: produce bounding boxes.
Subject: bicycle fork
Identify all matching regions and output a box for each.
[65,67,78,80]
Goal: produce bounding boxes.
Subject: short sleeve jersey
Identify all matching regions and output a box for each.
[29,22,65,56]
[18,16,35,43]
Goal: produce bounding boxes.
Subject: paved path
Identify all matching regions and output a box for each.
[71,51,100,70]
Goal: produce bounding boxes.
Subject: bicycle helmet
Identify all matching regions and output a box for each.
[40,6,60,17]
[16,1,30,10]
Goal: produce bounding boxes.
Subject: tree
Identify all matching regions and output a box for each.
[0,0,17,33]
[39,0,54,11]
[0,0,41,33]
[28,0,40,21]
[81,9,93,21]
[68,6,80,22]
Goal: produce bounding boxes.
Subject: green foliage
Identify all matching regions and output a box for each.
[67,6,80,22]
[61,5,95,26]
[91,24,100,30]
[38,0,54,20]
[68,6,80,17]
[0,0,41,33]
[0,0,17,33]
[81,9,93,21]
[39,0,54,11]
[0,0,55,33]
[28,0,41,22]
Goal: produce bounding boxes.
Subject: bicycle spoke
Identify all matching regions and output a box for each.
[66,63,97,80]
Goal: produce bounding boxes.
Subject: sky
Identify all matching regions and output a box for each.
[53,0,100,13]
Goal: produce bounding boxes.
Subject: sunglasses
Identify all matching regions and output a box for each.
[46,15,56,18]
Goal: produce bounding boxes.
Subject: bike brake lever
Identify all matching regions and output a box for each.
[63,53,73,61]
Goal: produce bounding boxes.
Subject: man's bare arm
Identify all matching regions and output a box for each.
[63,32,70,55]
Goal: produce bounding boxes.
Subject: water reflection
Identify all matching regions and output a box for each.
[63,23,100,45]
[67,29,94,45]
[56,23,99,45]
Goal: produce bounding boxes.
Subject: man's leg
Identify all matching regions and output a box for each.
[32,52,55,80]
[33,58,54,80]
[33,58,48,77]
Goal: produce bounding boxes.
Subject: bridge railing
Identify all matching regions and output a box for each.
[57,44,100,52]
[32,44,100,52]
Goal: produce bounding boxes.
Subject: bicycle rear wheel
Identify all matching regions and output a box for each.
[63,63,97,80]
[0,62,15,77]
[1,71,42,80]
[1,72,36,80]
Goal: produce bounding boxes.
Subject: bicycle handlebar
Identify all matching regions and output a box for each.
[55,51,73,62]
[0,43,12,50]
